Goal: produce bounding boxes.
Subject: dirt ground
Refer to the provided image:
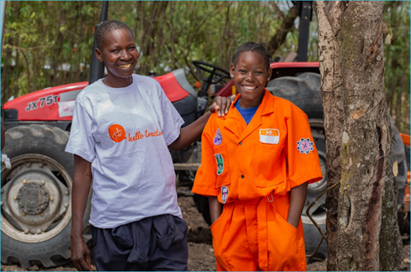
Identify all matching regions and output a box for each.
[1,195,410,271]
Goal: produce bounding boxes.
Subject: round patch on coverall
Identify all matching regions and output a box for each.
[297,138,314,154]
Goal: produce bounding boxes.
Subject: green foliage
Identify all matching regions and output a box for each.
[1,1,101,103]
[109,1,316,80]
[1,1,313,96]
[1,1,408,134]
[383,1,410,134]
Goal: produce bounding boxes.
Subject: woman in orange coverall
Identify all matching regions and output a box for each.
[192,42,323,271]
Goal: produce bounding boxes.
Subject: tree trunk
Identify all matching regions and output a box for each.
[313,2,344,270]
[314,2,402,271]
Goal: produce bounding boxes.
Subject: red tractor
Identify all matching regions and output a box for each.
[1,1,409,268]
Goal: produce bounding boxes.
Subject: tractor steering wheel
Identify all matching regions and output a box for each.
[192,60,231,97]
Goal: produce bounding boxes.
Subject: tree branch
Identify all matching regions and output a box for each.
[177,43,199,82]
[267,3,299,56]
[269,2,285,21]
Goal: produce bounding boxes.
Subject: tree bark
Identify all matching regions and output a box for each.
[313,2,345,269]
[314,1,402,271]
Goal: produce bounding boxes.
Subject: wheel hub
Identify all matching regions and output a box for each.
[17,182,50,215]
[1,158,71,241]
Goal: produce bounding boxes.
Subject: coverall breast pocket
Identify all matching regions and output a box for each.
[213,145,231,188]
[253,144,284,187]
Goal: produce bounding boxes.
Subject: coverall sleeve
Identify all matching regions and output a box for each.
[192,117,218,197]
[285,109,323,188]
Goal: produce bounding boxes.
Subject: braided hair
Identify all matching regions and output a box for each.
[232,42,271,69]
[94,20,134,49]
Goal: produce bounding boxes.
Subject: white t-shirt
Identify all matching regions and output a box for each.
[66,74,185,228]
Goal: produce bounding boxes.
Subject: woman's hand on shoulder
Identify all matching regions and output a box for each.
[209,95,235,117]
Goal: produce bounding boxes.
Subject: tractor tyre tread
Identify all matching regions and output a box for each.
[1,124,91,269]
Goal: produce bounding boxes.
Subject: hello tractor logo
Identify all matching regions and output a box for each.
[108,124,127,143]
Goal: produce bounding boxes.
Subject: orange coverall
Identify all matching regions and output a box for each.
[192,90,323,271]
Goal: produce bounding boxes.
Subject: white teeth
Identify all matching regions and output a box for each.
[119,64,131,68]
[243,86,256,90]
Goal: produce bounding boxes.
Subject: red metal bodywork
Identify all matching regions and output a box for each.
[400,133,410,147]
[154,72,189,102]
[3,82,88,121]
[3,72,190,122]
[270,61,320,69]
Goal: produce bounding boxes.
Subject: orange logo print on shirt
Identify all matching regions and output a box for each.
[108,124,127,143]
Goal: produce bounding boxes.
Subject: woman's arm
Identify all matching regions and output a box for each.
[287,182,308,228]
[168,111,211,150]
[168,96,232,150]
[209,196,223,225]
[70,155,93,271]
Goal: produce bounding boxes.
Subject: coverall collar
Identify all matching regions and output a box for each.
[224,89,275,142]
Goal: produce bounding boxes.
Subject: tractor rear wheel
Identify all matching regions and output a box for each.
[1,125,91,268]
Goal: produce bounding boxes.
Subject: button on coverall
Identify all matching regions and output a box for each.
[192,90,323,271]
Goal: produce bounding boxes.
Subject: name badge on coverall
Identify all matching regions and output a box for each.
[259,128,280,144]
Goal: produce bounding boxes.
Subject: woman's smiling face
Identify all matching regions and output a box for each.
[96,28,139,87]
[230,51,271,108]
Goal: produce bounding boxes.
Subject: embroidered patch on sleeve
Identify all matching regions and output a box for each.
[214,153,224,175]
[213,128,223,145]
[297,138,314,154]
[221,186,229,203]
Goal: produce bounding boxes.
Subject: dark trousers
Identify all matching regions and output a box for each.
[90,214,188,271]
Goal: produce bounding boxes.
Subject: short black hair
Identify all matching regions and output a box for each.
[232,42,271,69]
[94,20,134,49]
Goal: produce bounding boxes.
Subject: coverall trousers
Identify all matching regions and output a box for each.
[210,196,306,271]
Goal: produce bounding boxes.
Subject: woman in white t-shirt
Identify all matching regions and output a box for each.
[66,20,231,271]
